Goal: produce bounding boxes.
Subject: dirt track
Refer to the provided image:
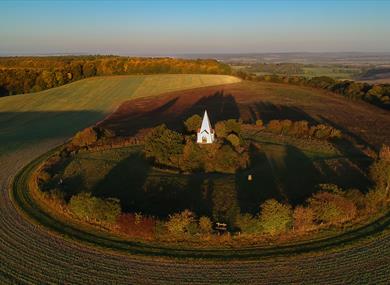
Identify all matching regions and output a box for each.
[1,80,390,284]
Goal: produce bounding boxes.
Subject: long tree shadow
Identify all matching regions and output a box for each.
[176,90,241,127]
[100,90,241,136]
[237,144,326,212]
[92,151,212,217]
[0,110,104,155]
[249,102,317,124]
[318,115,373,173]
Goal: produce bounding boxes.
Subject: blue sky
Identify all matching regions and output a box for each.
[1,0,390,55]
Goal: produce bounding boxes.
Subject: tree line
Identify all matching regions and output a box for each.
[0,56,231,97]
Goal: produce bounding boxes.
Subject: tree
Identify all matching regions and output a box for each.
[181,140,204,172]
[144,124,184,167]
[184,114,202,133]
[259,199,293,235]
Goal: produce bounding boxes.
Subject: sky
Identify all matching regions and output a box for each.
[1,0,390,55]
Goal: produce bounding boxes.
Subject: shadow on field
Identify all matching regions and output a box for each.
[0,110,104,155]
[248,102,317,124]
[100,90,240,136]
[236,143,323,213]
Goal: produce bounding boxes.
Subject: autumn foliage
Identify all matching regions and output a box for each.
[0,56,231,97]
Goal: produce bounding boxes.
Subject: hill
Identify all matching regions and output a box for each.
[0,74,240,156]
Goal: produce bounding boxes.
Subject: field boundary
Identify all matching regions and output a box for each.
[9,146,390,260]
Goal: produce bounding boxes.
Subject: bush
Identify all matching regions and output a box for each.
[293,206,315,232]
[366,145,390,211]
[308,191,357,225]
[117,213,156,239]
[165,209,195,237]
[184,114,202,133]
[199,216,213,234]
[69,192,121,223]
[255,119,264,129]
[267,120,283,134]
[226,133,240,148]
[288,120,310,137]
[71,127,98,147]
[224,119,241,135]
[215,121,227,138]
[259,199,293,235]
[235,213,262,234]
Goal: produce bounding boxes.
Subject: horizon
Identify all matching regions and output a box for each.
[1,0,390,55]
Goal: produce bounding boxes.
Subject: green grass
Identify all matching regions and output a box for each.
[0,74,240,155]
[57,130,365,218]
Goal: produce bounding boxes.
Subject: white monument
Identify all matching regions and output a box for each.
[197,110,215,144]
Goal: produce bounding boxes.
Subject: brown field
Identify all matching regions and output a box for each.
[100,80,390,150]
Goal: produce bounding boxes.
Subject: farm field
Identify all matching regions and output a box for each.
[1,76,390,284]
[101,80,390,149]
[0,74,240,156]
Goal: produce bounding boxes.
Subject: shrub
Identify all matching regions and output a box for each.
[344,189,366,211]
[235,213,262,234]
[69,192,121,223]
[255,119,264,129]
[199,216,213,234]
[366,146,390,211]
[288,120,310,137]
[267,120,283,134]
[165,209,195,237]
[259,199,293,235]
[224,119,241,135]
[293,206,315,232]
[308,191,357,225]
[44,188,66,209]
[280,120,293,135]
[117,213,156,239]
[215,121,227,138]
[184,114,202,133]
[226,133,240,148]
[71,127,98,147]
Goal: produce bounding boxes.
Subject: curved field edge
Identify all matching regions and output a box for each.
[11,146,390,260]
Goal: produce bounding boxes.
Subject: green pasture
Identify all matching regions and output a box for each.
[0,74,240,155]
